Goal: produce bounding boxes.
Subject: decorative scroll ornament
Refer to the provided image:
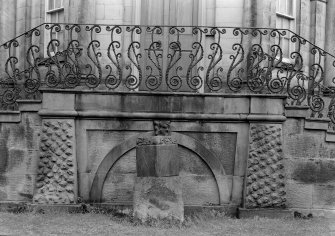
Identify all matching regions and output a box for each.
[1,23,335,128]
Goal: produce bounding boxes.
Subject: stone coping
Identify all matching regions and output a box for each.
[38,109,287,122]
[18,99,42,111]
[0,111,21,122]
[39,88,288,98]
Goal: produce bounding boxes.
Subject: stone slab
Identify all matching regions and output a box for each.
[231,176,243,204]
[42,93,75,110]
[133,176,184,222]
[285,106,309,118]
[0,111,21,123]
[286,181,313,208]
[250,97,284,115]
[17,100,42,111]
[305,119,329,131]
[326,132,335,142]
[238,208,293,219]
[313,184,335,209]
[136,142,179,177]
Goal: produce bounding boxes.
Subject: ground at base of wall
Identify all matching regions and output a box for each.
[0,202,239,216]
[238,208,335,219]
[238,208,293,219]
[0,211,333,236]
[1,202,335,221]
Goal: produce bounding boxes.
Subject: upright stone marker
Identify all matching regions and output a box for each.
[133,121,184,222]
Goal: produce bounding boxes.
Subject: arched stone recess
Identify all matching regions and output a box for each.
[89,132,230,205]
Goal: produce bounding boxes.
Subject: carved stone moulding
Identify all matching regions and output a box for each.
[137,136,177,146]
[153,120,171,136]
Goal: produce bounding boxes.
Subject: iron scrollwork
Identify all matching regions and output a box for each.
[0,23,335,127]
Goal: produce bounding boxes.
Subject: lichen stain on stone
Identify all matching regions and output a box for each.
[317,161,335,183]
[12,124,25,146]
[0,190,7,200]
[25,116,35,150]
[146,184,177,202]
[149,198,170,210]
[292,162,318,184]
[0,126,9,186]
[292,161,335,184]
[194,175,209,182]
[7,149,24,172]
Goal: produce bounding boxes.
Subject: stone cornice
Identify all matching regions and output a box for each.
[310,0,327,3]
[38,109,287,122]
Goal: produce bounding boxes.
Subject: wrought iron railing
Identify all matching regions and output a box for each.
[1,23,335,126]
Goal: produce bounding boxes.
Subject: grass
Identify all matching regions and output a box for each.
[0,209,333,236]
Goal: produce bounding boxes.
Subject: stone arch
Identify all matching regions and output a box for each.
[89,132,230,204]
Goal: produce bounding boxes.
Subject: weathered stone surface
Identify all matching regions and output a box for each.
[305,119,329,131]
[285,159,319,184]
[231,176,244,204]
[284,127,335,160]
[0,112,40,202]
[246,124,286,208]
[33,120,76,204]
[153,120,171,136]
[133,176,184,222]
[43,93,75,111]
[285,180,313,208]
[285,106,309,118]
[250,97,284,115]
[181,131,237,175]
[285,159,335,185]
[313,184,335,209]
[136,137,179,177]
[100,145,221,205]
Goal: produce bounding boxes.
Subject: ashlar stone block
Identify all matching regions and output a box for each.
[136,136,179,177]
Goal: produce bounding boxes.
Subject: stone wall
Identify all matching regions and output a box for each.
[283,117,335,217]
[0,110,41,202]
[0,92,333,218]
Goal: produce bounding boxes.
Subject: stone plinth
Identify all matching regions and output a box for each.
[133,176,184,222]
[133,135,183,222]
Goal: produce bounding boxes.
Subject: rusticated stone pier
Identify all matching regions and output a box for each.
[133,121,184,222]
